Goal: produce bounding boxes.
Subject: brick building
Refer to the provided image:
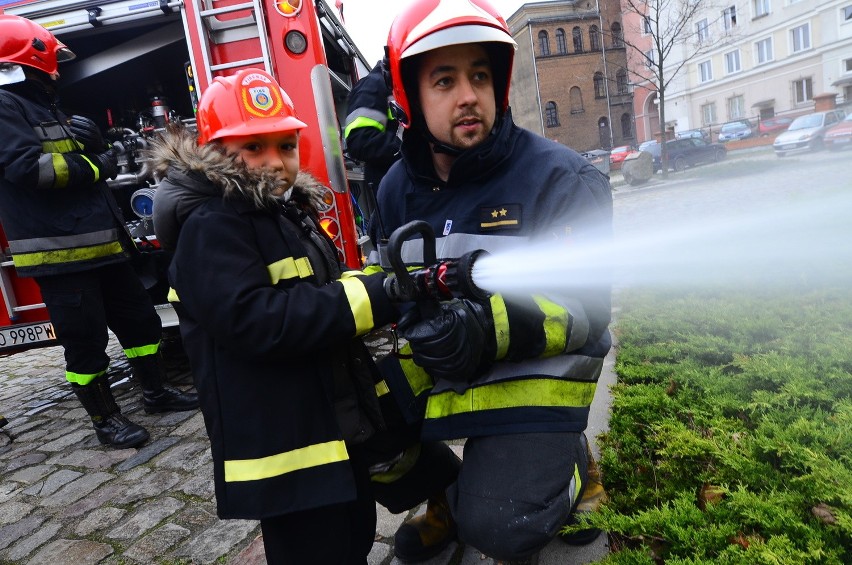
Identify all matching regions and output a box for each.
[507,0,634,152]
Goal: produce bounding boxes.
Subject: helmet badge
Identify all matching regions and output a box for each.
[240,72,283,117]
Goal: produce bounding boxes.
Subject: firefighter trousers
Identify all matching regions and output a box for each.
[35,261,163,383]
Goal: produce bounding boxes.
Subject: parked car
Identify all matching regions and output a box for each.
[717,120,753,142]
[823,113,852,151]
[773,109,846,156]
[675,128,709,141]
[653,138,726,172]
[609,145,638,169]
[757,116,793,137]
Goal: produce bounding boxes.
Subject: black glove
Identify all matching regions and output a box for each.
[398,299,495,383]
[68,115,106,152]
[90,148,119,181]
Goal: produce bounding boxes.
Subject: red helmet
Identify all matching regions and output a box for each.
[385,0,517,128]
[196,68,307,145]
[0,15,75,79]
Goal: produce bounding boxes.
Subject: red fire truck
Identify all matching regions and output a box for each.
[0,0,374,353]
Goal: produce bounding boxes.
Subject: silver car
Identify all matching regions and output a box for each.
[773,110,846,157]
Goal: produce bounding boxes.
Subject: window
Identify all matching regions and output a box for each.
[702,103,717,125]
[538,30,550,56]
[793,77,813,104]
[645,49,656,69]
[727,95,745,119]
[791,23,811,53]
[696,18,710,43]
[643,16,652,34]
[545,101,560,127]
[572,27,583,52]
[621,113,633,138]
[589,25,601,51]
[753,0,770,17]
[845,58,852,72]
[699,60,713,83]
[844,6,852,21]
[555,28,567,54]
[611,22,623,48]
[616,69,629,95]
[755,37,773,64]
[594,72,606,98]
[725,50,742,74]
[570,86,584,113]
[723,6,737,31]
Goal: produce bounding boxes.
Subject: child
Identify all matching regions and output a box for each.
[150,69,400,564]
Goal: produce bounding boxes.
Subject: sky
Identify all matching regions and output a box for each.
[338,0,556,66]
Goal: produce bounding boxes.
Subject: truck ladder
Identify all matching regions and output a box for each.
[0,257,45,322]
[183,0,274,92]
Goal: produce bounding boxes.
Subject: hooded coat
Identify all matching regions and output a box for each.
[150,127,398,519]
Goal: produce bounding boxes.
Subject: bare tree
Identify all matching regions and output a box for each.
[616,0,724,177]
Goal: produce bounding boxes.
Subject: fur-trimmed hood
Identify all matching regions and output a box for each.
[149,125,327,252]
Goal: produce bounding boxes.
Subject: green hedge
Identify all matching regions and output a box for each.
[570,285,852,564]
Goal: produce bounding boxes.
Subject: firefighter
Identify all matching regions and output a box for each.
[0,15,198,449]
[372,0,614,562]
[150,68,413,564]
[343,60,401,242]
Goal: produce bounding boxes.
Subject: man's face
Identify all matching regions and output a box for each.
[416,43,496,151]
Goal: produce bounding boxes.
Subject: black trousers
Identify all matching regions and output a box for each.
[259,447,376,565]
[35,261,162,380]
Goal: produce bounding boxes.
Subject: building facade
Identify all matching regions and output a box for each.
[507,0,634,152]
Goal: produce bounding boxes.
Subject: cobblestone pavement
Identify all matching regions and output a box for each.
[0,326,611,565]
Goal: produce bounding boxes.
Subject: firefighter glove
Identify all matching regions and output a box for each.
[68,115,107,152]
[398,298,495,383]
[90,148,119,181]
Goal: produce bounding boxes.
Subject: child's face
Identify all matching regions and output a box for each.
[220,131,300,195]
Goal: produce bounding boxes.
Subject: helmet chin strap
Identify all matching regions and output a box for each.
[426,129,465,157]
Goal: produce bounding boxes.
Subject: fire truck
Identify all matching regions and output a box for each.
[0,0,375,353]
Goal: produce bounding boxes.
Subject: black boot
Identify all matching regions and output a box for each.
[72,376,149,448]
[129,354,199,414]
[0,414,8,429]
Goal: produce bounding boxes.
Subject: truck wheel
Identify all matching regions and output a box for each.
[673,157,686,172]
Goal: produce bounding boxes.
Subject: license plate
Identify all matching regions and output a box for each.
[0,321,56,350]
[831,138,849,144]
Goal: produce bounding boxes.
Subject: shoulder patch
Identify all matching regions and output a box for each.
[480,204,522,231]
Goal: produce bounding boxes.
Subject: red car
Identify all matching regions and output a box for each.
[609,145,637,169]
[825,113,852,151]
[758,116,793,136]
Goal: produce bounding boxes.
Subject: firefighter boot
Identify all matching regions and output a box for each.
[394,491,457,562]
[129,354,199,414]
[72,376,150,448]
[559,440,607,546]
[0,414,7,429]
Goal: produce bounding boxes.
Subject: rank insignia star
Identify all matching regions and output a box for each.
[480,204,522,231]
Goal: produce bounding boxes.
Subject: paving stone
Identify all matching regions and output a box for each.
[175,467,215,499]
[27,538,113,565]
[39,471,114,508]
[0,500,33,526]
[226,534,266,565]
[368,541,392,565]
[172,412,207,436]
[46,447,135,470]
[21,468,82,497]
[3,451,47,473]
[0,514,45,551]
[122,522,191,563]
[74,506,127,536]
[3,518,61,561]
[153,439,209,471]
[112,469,181,504]
[116,436,181,471]
[175,518,258,564]
[106,496,185,540]
[60,482,124,519]
[375,501,407,540]
[38,429,93,452]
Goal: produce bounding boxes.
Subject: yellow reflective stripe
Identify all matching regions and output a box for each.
[344,115,385,139]
[79,154,100,182]
[370,444,420,484]
[573,462,582,502]
[224,440,348,482]
[11,241,124,268]
[51,153,69,186]
[42,139,81,153]
[425,379,597,420]
[360,265,384,276]
[268,257,313,284]
[490,294,510,360]
[339,277,373,335]
[167,287,180,303]
[375,379,390,397]
[340,270,367,278]
[66,368,106,386]
[124,342,160,359]
[398,343,434,396]
[533,296,568,357]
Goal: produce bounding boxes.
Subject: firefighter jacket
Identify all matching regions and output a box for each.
[374,109,613,441]
[344,62,401,192]
[150,128,399,519]
[0,81,129,277]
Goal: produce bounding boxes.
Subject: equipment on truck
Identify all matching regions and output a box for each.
[0,0,373,353]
